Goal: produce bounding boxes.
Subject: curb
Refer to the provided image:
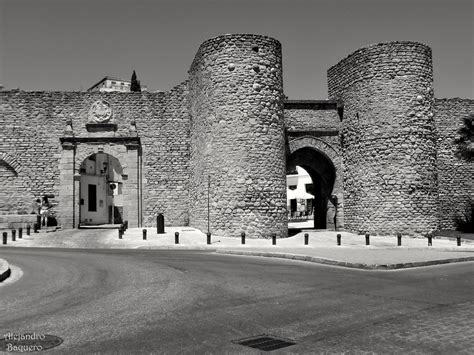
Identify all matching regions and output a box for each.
[136,245,218,251]
[0,258,11,282]
[215,250,474,270]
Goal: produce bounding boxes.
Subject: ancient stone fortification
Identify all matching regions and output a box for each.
[328,42,438,235]
[0,34,472,237]
[188,35,287,238]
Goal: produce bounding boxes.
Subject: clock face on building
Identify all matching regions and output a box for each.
[89,100,113,123]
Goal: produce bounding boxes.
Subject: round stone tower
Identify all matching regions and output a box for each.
[327,41,438,235]
[188,34,287,238]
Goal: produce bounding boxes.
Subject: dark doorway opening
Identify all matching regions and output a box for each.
[287,147,336,231]
[88,184,97,212]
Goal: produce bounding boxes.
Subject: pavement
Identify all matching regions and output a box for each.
[1,222,474,271]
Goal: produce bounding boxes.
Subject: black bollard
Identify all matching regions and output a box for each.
[337,233,341,246]
[26,225,31,236]
[36,215,41,230]
[12,230,16,242]
[124,220,128,231]
[143,229,147,240]
[365,233,370,246]
[457,236,461,247]
[175,232,179,244]
[427,235,432,246]
[207,232,211,245]
[2,232,7,245]
[397,233,402,246]
[241,232,245,245]
[121,224,125,235]
[34,223,39,233]
[272,233,276,245]
[157,214,165,234]
[118,228,123,239]
[19,227,23,239]
[304,233,309,245]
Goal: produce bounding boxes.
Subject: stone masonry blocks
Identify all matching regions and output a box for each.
[328,41,438,235]
[188,34,287,238]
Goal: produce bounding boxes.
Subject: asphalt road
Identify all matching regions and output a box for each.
[0,248,473,354]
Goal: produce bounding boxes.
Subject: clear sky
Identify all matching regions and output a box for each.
[0,0,472,99]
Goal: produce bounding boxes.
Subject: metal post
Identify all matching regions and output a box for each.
[365,233,370,246]
[12,230,16,242]
[36,215,41,230]
[304,233,309,245]
[175,232,179,244]
[207,175,210,235]
[337,233,341,246]
[272,233,276,245]
[118,227,123,239]
[157,214,164,234]
[26,225,31,236]
[142,229,147,240]
[19,228,23,239]
[397,233,402,246]
[34,223,39,233]
[427,236,432,246]
[241,232,245,245]
[121,224,125,235]
[125,220,128,231]
[207,232,211,245]
[2,232,7,245]
[457,237,461,247]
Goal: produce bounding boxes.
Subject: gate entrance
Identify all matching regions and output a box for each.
[79,153,123,226]
[287,147,336,229]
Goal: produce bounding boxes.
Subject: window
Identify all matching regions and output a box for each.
[88,184,97,212]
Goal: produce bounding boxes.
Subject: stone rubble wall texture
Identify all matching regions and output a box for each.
[0,89,190,227]
[328,42,439,235]
[0,35,472,236]
[284,107,340,132]
[434,98,474,230]
[188,34,287,238]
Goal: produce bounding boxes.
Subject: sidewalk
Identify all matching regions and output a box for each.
[1,226,474,270]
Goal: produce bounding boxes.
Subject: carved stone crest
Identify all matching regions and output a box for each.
[89,100,113,123]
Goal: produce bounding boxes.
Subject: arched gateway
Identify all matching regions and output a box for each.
[58,137,142,228]
[79,153,123,226]
[287,137,343,230]
[1,36,469,236]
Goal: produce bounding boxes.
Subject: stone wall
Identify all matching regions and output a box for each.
[435,98,474,230]
[284,100,341,132]
[140,81,191,227]
[188,34,287,238]
[1,35,471,236]
[0,88,191,227]
[328,42,438,235]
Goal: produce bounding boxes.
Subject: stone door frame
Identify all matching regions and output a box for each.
[59,137,142,228]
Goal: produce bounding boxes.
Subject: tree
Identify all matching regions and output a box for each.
[454,114,473,162]
[130,70,141,92]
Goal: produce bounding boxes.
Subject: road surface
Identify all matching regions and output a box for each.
[1,248,473,353]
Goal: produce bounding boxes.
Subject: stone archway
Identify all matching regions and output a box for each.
[78,153,124,226]
[287,136,343,230]
[58,137,142,228]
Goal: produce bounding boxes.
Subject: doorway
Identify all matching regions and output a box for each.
[79,153,123,226]
[287,147,336,230]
